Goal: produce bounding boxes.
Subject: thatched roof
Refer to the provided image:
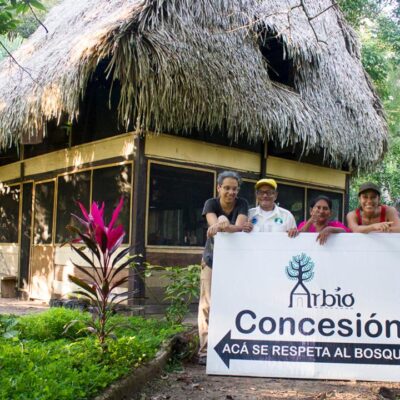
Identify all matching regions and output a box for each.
[0,0,388,170]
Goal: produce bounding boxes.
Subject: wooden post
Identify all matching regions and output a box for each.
[344,173,350,220]
[129,133,147,305]
[260,141,267,178]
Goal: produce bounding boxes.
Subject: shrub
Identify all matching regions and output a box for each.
[0,312,183,400]
[144,264,200,324]
[164,264,200,324]
[0,314,19,339]
[17,308,90,340]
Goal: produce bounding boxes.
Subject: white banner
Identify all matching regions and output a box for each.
[207,232,400,381]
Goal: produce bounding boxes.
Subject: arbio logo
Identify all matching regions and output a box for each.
[285,253,355,309]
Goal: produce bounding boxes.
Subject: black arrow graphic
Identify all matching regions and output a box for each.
[214,331,400,368]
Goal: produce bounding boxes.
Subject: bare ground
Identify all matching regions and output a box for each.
[134,361,400,400]
[0,298,49,315]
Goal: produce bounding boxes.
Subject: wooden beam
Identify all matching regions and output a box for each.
[344,173,350,218]
[260,141,267,178]
[129,134,147,304]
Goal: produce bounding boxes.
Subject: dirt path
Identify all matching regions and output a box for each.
[135,361,400,400]
[0,298,49,315]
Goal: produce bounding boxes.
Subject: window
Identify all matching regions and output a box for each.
[274,183,344,224]
[240,180,256,208]
[277,184,305,225]
[92,164,132,243]
[56,171,91,243]
[33,181,55,245]
[148,163,214,246]
[307,189,344,222]
[0,185,20,243]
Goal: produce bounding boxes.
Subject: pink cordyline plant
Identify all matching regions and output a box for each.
[67,198,137,347]
[73,198,126,254]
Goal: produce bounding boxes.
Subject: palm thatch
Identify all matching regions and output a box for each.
[0,0,388,170]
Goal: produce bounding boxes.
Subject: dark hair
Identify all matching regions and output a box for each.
[310,195,332,210]
[217,171,242,186]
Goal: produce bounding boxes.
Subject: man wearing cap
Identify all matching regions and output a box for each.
[347,182,400,233]
[243,178,298,236]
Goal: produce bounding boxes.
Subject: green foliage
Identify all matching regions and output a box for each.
[339,0,400,203]
[17,308,91,340]
[0,0,45,36]
[339,0,400,29]
[0,314,19,339]
[0,0,57,62]
[163,264,200,324]
[0,33,21,58]
[12,0,57,38]
[0,309,182,400]
[338,0,381,28]
[361,38,391,98]
[144,264,200,324]
[376,16,400,65]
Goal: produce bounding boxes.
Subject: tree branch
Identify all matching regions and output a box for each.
[309,2,339,21]
[27,2,48,34]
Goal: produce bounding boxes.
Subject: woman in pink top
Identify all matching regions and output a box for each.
[298,195,349,245]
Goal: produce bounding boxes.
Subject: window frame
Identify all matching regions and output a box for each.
[273,179,345,223]
[145,160,216,250]
[32,178,56,246]
[55,169,92,244]
[0,182,22,244]
[53,161,133,245]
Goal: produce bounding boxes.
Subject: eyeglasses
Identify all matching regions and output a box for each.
[257,190,276,197]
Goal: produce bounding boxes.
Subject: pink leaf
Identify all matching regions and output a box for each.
[95,226,108,253]
[71,213,89,228]
[108,226,125,252]
[77,202,90,221]
[91,202,105,230]
[109,197,124,230]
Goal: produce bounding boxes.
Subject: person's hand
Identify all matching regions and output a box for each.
[309,212,319,225]
[287,228,298,238]
[242,221,253,233]
[207,223,219,238]
[217,215,229,230]
[316,227,332,245]
[207,216,230,237]
[373,221,393,232]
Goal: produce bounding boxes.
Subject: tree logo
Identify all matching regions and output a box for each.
[286,253,314,308]
[285,253,355,309]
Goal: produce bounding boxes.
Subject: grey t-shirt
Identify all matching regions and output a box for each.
[202,197,248,268]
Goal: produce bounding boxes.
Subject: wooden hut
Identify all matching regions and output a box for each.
[0,0,387,303]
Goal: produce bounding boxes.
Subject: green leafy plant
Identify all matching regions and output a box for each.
[0,314,19,339]
[0,0,45,36]
[67,198,138,348]
[0,310,182,400]
[17,308,90,340]
[163,264,200,324]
